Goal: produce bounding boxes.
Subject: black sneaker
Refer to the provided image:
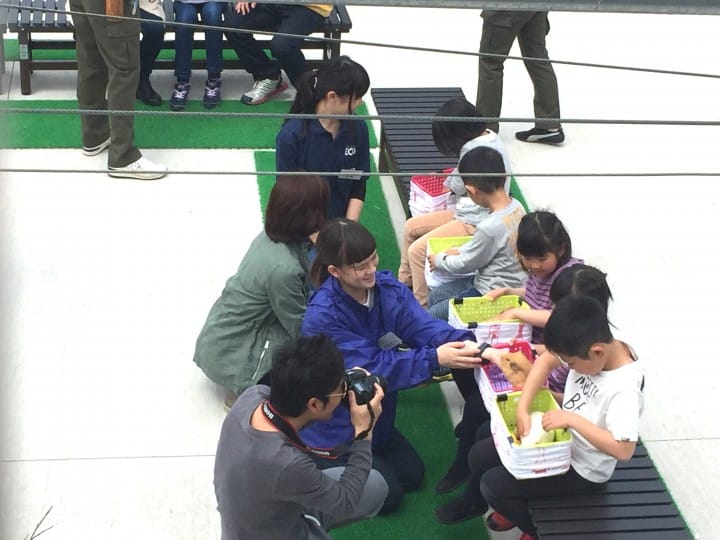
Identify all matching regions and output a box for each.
[434,497,487,525]
[515,127,565,144]
[202,78,222,109]
[435,464,470,494]
[170,82,191,112]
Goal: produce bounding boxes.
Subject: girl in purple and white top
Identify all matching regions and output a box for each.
[485,211,581,388]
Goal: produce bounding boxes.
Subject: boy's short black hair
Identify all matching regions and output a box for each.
[544,296,613,359]
[458,146,506,193]
[549,264,613,312]
[269,335,345,417]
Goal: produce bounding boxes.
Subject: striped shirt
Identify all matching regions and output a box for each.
[525,257,583,344]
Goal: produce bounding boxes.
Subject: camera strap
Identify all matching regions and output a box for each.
[354,404,375,441]
[261,400,344,459]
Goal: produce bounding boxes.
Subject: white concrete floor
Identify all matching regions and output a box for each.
[2,7,720,540]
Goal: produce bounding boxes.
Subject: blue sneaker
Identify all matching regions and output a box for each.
[202,78,222,109]
[169,82,190,111]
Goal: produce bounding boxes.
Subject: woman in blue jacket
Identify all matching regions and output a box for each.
[300,219,486,512]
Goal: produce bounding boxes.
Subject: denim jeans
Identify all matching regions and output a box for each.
[139,9,165,80]
[427,276,479,321]
[224,3,324,86]
[173,1,224,81]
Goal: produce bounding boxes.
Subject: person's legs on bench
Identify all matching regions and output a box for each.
[270,4,324,87]
[171,2,199,110]
[224,4,288,104]
[199,1,225,109]
[138,8,164,106]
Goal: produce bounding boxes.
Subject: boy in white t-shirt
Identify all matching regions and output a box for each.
[434,296,644,540]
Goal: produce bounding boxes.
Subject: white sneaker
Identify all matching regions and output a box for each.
[82,137,111,157]
[108,156,167,180]
[241,76,288,105]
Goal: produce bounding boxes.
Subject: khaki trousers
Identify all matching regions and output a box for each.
[476,11,561,132]
[71,0,142,167]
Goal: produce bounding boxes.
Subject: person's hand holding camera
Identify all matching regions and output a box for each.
[348,383,384,441]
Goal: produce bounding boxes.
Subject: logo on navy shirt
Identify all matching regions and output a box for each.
[344,146,357,156]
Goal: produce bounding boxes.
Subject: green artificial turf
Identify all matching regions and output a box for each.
[0,100,377,149]
[333,385,491,540]
[2,37,248,62]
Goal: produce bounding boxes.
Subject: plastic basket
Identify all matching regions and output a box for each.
[424,236,474,287]
[474,340,536,412]
[427,236,472,255]
[411,173,448,197]
[410,167,454,197]
[448,295,532,345]
[409,168,455,216]
[490,389,572,479]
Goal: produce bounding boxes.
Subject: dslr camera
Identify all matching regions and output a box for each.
[344,368,387,406]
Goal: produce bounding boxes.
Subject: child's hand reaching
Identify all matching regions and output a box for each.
[497,307,521,320]
[516,408,532,438]
[484,287,508,301]
[541,409,574,431]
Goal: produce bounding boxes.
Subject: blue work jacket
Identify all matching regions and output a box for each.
[300,271,474,449]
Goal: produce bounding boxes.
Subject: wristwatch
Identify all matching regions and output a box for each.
[477,342,492,363]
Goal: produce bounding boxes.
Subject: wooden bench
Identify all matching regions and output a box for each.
[5,0,352,95]
[528,442,692,539]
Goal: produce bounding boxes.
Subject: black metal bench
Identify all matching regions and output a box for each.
[371,87,466,216]
[5,0,352,95]
[528,442,692,539]
[371,86,531,216]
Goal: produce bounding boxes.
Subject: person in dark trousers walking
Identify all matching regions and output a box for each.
[476,11,564,144]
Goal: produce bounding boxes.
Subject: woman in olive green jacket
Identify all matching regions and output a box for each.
[194,175,328,408]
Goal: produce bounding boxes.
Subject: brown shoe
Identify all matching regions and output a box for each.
[223,390,239,412]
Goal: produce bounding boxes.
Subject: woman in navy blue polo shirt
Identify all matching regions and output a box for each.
[276,56,371,220]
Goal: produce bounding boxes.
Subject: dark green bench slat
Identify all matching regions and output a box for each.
[537,516,688,534]
[533,503,682,521]
[608,467,659,481]
[529,442,691,539]
[531,490,675,509]
[538,530,691,540]
[31,0,42,27]
[53,0,69,28]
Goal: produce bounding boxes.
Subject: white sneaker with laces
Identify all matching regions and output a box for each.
[82,137,111,157]
[241,76,288,105]
[108,156,167,180]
